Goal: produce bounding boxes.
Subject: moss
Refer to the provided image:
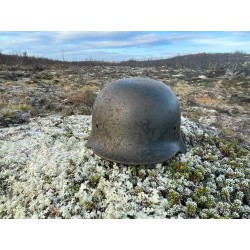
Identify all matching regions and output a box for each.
[167,161,190,179]
[173,162,190,173]
[221,187,230,202]
[204,153,216,161]
[130,166,137,176]
[186,200,197,216]
[68,181,81,195]
[206,195,216,208]
[69,158,76,167]
[88,175,101,188]
[191,169,203,182]
[167,189,180,205]
[51,133,60,139]
[64,130,74,138]
[18,103,31,111]
[220,143,230,157]
[69,185,80,195]
[200,209,220,219]
[135,187,143,194]
[148,170,156,177]
[211,135,249,159]
[84,201,95,211]
[142,199,153,208]
[138,169,146,179]
[43,175,52,183]
[192,186,215,209]
[2,109,12,118]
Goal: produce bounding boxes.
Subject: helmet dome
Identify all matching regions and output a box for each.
[87,77,186,165]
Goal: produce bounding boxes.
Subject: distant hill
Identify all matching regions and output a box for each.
[1,51,250,71]
[119,52,250,70]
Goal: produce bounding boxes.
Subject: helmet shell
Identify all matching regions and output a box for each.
[87,77,187,165]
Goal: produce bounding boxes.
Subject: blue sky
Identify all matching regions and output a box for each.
[0,31,250,62]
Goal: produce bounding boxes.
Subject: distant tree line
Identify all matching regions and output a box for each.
[117,52,250,70]
[156,51,250,71]
[0,51,115,68]
[0,51,60,68]
[0,50,250,71]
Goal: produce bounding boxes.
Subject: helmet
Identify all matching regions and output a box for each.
[87,77,187,165]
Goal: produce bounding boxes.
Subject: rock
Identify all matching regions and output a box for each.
[198,75,207,79]
[0,110,30,127]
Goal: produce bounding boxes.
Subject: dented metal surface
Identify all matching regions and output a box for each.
[87,77,187,165]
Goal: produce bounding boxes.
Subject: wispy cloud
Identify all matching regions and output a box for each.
[0,31,250,61]
[51,31,188,49]
[191,37,250,47]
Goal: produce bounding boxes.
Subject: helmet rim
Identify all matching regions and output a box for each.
[87,134,186,165]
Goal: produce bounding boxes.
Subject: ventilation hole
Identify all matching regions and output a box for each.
[173,126,177,131]
[96,123,99,128]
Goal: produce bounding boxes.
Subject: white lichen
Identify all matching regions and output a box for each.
[0,115,249,218]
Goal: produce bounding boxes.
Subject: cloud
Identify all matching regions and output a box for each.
[191,37,250,48]
[52,31,136,42]
[49,31,193,49]
[1,31,250,61]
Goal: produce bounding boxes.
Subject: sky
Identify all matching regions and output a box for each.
[0,31,250,62]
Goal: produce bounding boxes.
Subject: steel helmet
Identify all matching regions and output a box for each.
[87,77,187,165]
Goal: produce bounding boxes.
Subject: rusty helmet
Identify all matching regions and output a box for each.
[87,77,187,165]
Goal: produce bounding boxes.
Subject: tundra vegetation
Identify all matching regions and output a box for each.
[0,51,249,218]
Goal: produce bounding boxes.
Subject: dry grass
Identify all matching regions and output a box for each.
[64,89,97,107]
[0,99,8,109]
[64,91,87,104]
[1,103,32,117]
[195,96,221,105]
